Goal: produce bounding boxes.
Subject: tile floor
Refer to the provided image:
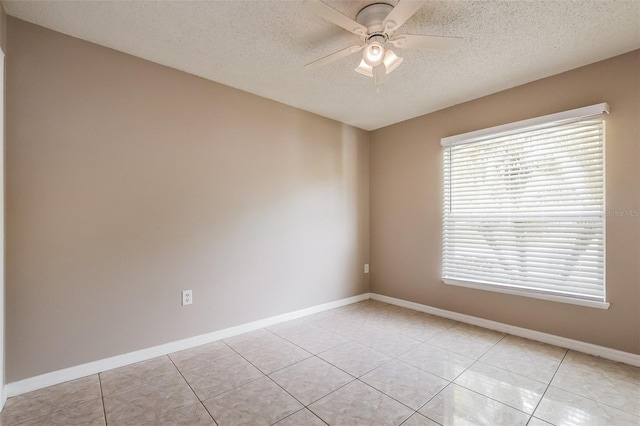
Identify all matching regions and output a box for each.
[1,299,639,425]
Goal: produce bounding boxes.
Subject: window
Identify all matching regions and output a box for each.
[441,104,609,308]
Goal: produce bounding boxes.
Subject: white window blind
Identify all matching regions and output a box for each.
[442,104,608,303]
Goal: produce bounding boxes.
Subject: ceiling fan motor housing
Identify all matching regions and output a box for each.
[356,2,394,34]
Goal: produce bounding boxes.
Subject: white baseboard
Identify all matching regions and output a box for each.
[0,386,5,411]
[9,291,638,398]
[370,293,640,367]
[6,293,370,398]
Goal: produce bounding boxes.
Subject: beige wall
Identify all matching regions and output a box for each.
[5,18,370,382]
[371,50,640,355]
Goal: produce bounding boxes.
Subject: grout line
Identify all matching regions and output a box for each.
[534,350,640,419]
[304,372,358,405]
[236,309,427,423]
[451,380,532,417]
[525,415,542,425]
[265,363,321,407]
[395,344,472,383]
[308,408,330,426]
[166,355,219,425]
[267,364,357,416]
[225,333,359,424]
[200,405,219,426]
[412,378,450,414]
[421,332,548,419]
[453,331,508,377]
[408,331,508,415]
[97,373,108,426]
[10,397,107,426]
[353,377,418,415]
[527,349,569,424]
[256,329,362,406]
[274,407,329,426]
[322,311,453,419]
[237,340,315,376]
[527,348,569,423]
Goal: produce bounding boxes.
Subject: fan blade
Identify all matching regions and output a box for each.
[305,44,364,69]
[304,0,368,36]
[382,0,427,32]
[389,34,463,51]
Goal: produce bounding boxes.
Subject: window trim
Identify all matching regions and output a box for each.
[441,103,610,308]
[442,278,610,309]
[441,103,609,147]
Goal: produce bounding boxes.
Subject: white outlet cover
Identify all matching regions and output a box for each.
[182,290,193,306]
[364,264,370,274]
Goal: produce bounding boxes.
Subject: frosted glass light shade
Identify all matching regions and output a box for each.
[355,58,374,76]
[383,50,403,74]
[363,41,385,66]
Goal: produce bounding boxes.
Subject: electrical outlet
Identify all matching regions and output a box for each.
[364,264,370,274]
[182,290,193,306]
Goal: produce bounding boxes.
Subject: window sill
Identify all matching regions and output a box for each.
[442,278,610,310]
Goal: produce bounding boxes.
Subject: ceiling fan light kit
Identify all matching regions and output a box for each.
[304,0,463,88]
[355,49,403,77]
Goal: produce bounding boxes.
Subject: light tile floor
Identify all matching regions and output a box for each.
[1,299,639,425]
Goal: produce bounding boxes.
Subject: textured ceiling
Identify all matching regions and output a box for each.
[3,0,640,130]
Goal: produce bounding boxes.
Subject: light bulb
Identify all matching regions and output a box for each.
[363,41,385,67]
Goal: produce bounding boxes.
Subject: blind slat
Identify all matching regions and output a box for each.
[443,247,603,264]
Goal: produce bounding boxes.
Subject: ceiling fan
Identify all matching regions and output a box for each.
[304,0,463,87]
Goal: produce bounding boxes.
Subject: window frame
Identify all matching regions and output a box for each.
[441,103,610,309]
